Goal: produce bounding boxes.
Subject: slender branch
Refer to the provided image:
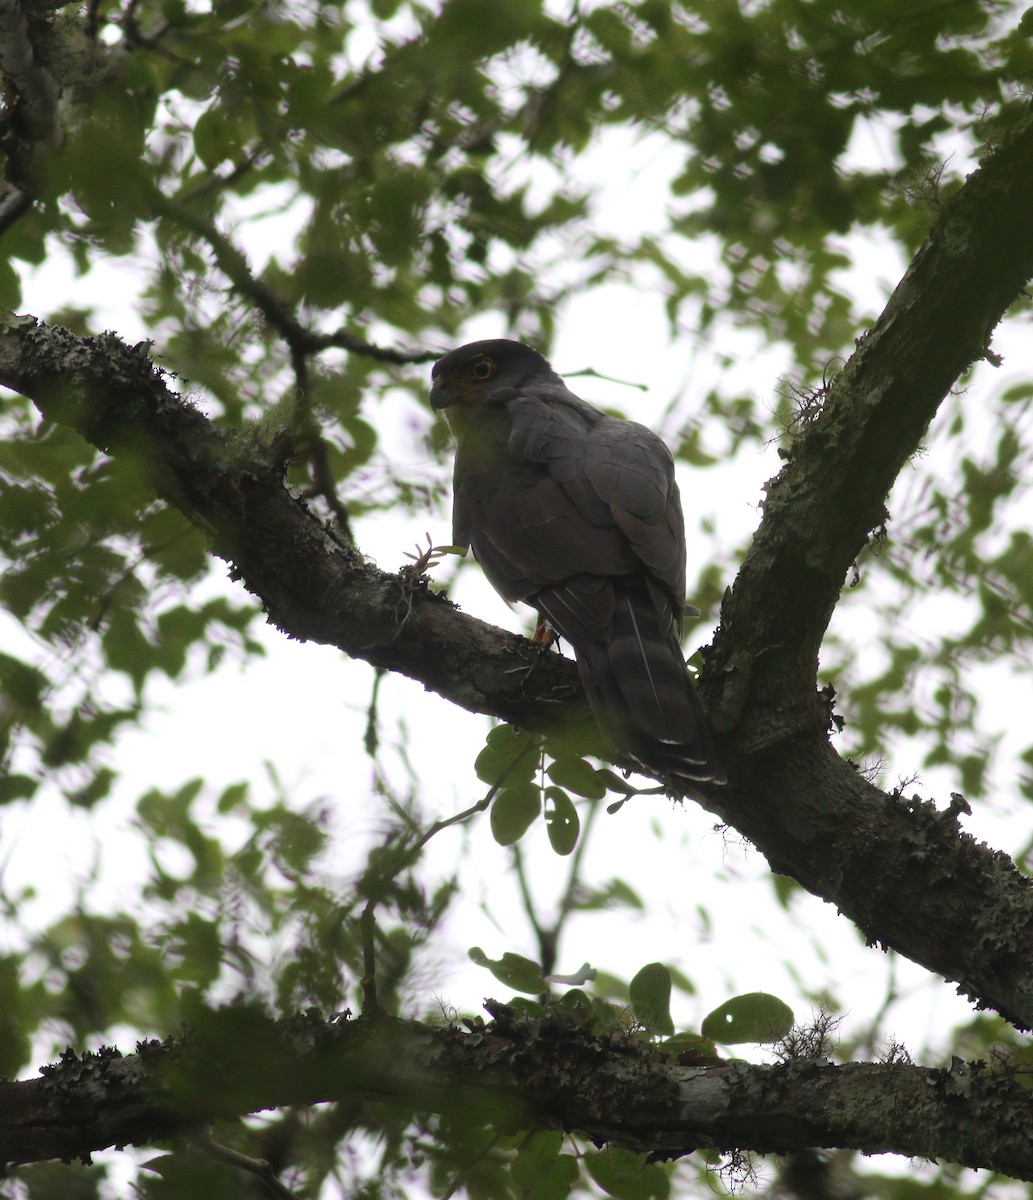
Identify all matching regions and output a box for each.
[0,185,32,236]
[357,734,541,1012]
[512,843,551,977]
[555,795,599,926]
[150,191,437,365]
[192,1134,302,1200]
[359,902,378,1014]
[709,110,1033,742]
[515,796,600,982]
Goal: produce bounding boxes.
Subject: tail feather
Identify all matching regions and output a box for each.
[538,580,724,783]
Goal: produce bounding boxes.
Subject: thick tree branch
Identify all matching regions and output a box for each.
[710,109,1033,738]
[2,1005,1032,1176]
[2,116,1033,1038]
[696,110,1033,1027]
[0,318,591,739]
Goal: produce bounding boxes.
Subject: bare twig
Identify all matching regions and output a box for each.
[150,191,437,364]
[358,733,540,1013]
[0,186,32,236]
[192,1133,302,1200]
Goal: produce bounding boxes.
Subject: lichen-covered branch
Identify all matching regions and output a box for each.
[2,1006,1032,1177]
[3,307,1033,1030]
[0,317,589,739]
[709,110,1033,741]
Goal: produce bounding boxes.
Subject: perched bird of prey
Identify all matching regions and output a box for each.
[430,339,724,784]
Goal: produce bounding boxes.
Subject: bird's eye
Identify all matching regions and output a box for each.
[470,358,496,381]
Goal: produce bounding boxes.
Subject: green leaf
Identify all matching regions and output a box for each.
[701,992,795,1044]
[468,947,545,994]
[629,962,674,1036]
[0,774,38,805]
[512,1130,580,1199]
[570,877,644,913]
[593,768,638,796]
[544,786,579,855]
[474,724,539,787]
[216,781,249,813]
[193,106,240,168]
[546,756,606,799]
[584,1147,669,1200]
[490,783,541,846]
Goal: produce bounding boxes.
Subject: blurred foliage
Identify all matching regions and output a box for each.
[1,0,1033,1196]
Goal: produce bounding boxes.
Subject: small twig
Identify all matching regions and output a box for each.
[405,751,535,865]
[555,792,599,923]
[364,668,384,758]
[0,187,33,238]
[150,191,437,365]
[150,191,306,344]
[299,327,439,364]
[359,900,379,1013]
[562,365,649,392]
[287,348,354,540]
[180,150,266,203]
[192,1133,302,1200]
[298,434,354,541]
[358,733,541,1013]
[513,843,553,980]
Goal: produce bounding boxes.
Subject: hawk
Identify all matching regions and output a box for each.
[430,339,724,784]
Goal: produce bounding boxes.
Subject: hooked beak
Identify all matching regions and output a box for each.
[429,382,454,410]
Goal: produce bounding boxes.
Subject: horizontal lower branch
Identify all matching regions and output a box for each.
[2,1006,1031,1179]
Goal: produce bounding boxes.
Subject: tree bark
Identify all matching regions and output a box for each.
[2,1006,1032,1177]
[4,106,1033,1032]
[2,94,1033,1175]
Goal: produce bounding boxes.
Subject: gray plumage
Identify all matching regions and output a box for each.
[430,338,724,783]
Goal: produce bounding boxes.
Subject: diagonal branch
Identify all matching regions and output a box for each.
[2,115,1033,1033]
[150,191,438,365]
[2,1005,1033,1177]
[2,310,1033,1030]
[710,110,1033,741]
[0,317,590,737]
[688,111,1033,1030]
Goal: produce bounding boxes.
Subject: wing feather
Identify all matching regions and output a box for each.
[446,363,721,780]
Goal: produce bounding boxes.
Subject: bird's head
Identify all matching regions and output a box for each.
[429,339,554,432]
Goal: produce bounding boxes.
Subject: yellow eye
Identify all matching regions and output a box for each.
[470,357,496,381]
